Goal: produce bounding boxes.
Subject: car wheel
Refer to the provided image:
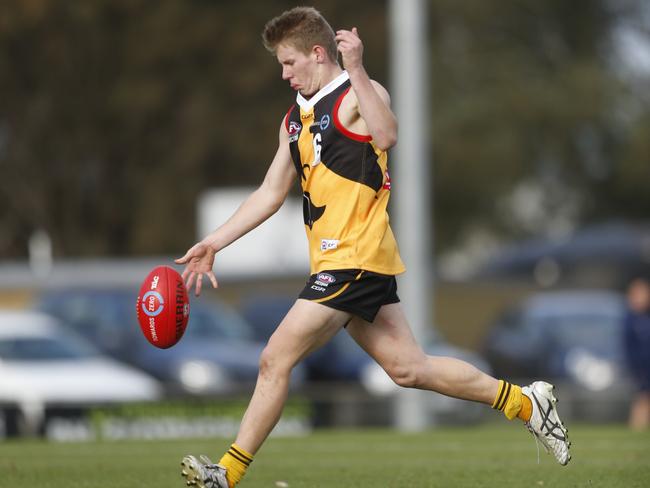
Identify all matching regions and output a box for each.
[2,407,27,437]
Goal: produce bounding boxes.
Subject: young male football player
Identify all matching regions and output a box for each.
[176,7,571,487]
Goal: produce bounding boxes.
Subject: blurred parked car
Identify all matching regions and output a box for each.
[33,289,288,396]
[241,294,491,424]
[476,221,650,288]
[482,290,634,421]
[0,310,161,437]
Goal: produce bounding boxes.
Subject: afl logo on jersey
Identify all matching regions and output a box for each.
[288,121,302,135]
[288,121,302,143]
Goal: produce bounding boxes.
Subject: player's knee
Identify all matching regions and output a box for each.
[387,363,420,389]
[258,346,292,379]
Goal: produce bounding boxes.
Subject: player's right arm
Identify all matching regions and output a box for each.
[176,118,294,295]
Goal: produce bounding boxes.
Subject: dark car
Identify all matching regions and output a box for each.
[476,221,650,288]
[482,290,634,421]
[33,289,280,396]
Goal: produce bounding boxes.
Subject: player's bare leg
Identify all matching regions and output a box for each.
[182,299,351,488]
[347,302,570,465]
[235,299,351,452]
[346,302,499,403]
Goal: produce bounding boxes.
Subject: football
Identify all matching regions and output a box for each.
[136,265,190,349]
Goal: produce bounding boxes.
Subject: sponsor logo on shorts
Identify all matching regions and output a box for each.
[320,239,339,251]
[317,273,336,284]
[311,273,336,292]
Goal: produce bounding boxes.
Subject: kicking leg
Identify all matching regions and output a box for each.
[346,302,498,403]
[347,302,570,465]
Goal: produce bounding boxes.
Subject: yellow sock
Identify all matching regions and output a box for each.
[518,394,532,422]
[218,444,254,488]
[492,380,528,421]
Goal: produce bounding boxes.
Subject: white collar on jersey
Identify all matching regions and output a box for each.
[295,70,349,111]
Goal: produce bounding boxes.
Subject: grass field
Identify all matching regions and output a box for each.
[0,424,648,487]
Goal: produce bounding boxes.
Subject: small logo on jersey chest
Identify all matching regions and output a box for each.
[320,239,339,251]
[319,114,330,130]
[310,114,331,133]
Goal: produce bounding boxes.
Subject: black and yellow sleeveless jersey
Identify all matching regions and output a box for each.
[285,71,405,276]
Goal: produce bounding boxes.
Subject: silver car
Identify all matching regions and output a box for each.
[0,310,162,437]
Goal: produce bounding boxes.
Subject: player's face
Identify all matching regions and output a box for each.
[276,43,319,96]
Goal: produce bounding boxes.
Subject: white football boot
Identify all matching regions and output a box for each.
[522,381,571,465]
[180,455,229,488]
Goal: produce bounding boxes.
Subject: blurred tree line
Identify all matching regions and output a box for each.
[0,0,648,260]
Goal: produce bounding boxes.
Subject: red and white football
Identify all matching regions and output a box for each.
[136,265,190,349]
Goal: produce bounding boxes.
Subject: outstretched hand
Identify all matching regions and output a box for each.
[174,242,219,296]
[335,27,364,72]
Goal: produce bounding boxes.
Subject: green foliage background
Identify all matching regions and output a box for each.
[0,0,648,258]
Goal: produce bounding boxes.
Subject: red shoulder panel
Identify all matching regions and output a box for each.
[333,87,372,142]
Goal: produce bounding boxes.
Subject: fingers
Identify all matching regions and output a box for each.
[335,28,360,41]
[181,266,190,282]
[184,271,218,297]
[176,241,218,296]
[185,271,196,292]
[335,28,363,61]
[207,271,219,289]
[175,252,190,265]
[194,272,218,297]
[175,243,199,265]
[195,275,203,297]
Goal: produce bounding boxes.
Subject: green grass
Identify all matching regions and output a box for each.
[0,424,648,487]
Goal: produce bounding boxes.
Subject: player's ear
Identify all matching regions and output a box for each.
[313,45,327,64]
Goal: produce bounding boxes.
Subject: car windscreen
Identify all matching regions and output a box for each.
[37,291,257,343]
[0,336,100,361]
[533,314,621,351]
[184,303,255,342]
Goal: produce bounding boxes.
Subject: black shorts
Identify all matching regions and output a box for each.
[298,269,400,322]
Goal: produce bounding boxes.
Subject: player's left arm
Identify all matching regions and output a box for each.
[335,27,397,151]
